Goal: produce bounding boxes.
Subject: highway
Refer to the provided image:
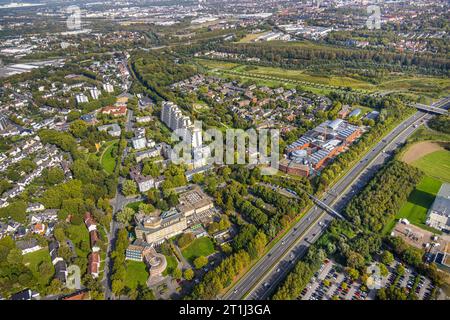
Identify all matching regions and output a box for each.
[223,100,446,300]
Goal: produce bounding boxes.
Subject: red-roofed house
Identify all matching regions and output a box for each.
[90,230,100,252]
[84,212,97,232]
[88,252,100,278]
[32,223,46,235]
[100,105,127,117]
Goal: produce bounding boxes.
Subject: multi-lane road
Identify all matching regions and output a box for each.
[224,96,449,300]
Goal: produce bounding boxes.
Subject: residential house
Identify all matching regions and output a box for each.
[16,239,42,255]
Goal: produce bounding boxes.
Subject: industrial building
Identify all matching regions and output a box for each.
[426,183,450,232]
[280,119,362,177]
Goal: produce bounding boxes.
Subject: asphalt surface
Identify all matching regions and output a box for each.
[103,109,134,300]
[224,109,436,300]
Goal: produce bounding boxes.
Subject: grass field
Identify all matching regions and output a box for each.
[396,176,442,231]
[101,140,118,174]
[125,260,148,289]
[65,223,90,259]
[23,248,53,286]
[181,237,215,262]
[411,150,450,183]
[162,255,178,276]
[382,176,443,235]
[195,58,450,98]
[237,32,267,43]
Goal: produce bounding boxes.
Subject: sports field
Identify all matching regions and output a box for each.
[411,150,450,183]
[396,176,442,231]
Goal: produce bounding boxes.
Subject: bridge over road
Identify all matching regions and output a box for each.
[413,96,450,115]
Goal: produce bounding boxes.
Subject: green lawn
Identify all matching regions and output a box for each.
[162,255,178,276]
[101,141,118,174]
[125,260,148,289]
[65,223,90,259]
[126,201,144,213]
[395,176,442,232]
[181,237,215,262]
[23,248,53,286]
[411,150,450,183]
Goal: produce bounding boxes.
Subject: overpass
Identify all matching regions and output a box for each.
[414,103,449,115]
[309,194,346,220]
[413,95,450,114]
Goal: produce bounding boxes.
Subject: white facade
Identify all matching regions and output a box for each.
[103,83,114,93]
[132,137,147,150]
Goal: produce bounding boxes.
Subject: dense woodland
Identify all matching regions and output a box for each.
[428,115,450,134]
[344,161,423,232]
[217,42,449,76]
[131,51,198,103]
[188,165,313,299]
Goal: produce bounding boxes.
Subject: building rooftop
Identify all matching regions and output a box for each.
[430,183,450,217]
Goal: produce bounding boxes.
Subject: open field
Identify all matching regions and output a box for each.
[401,141,446,164]
[378,77,450,98]
[181,237,215,263]
[125,260,148,289]
[196,58,450,98]
[237,32,268,43]
[411,150,450,183]
[23,248,53,286]
[100,140,118,174]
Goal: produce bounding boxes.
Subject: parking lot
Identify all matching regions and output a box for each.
[299,258,436,300]
[385,259,435,300]
[300,259,374,300]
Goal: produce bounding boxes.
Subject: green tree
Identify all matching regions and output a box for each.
[116,207,135,225]
[38,260,54,279]
[122,180,137,196]
[193,256,208,269]
[381,251,394,265]
[183,268,194,281]
[173,268,182,280]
